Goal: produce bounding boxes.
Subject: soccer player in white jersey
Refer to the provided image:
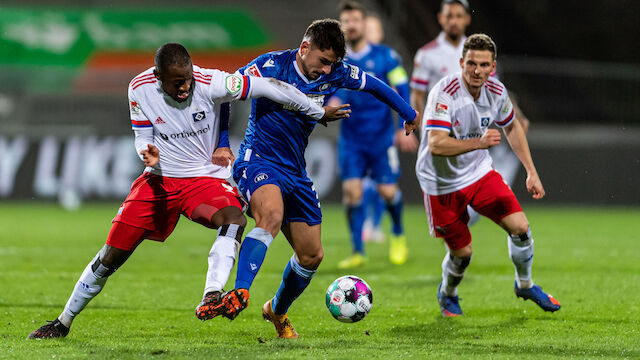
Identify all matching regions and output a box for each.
[416,34,561,317]
[27,43,348,339]
[411,0,530,226]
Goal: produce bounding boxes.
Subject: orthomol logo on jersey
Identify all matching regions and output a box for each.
[159,124,210,141]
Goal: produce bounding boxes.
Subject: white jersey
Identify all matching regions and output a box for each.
[128,65,253,178]
[415,73,515,195]
[410,32,466,92]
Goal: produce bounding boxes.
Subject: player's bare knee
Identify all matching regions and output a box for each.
[509,222,530,236]
[450,245,472,259]
[377,186,396,202]
[298,249,323,269]
[256,208,283,234]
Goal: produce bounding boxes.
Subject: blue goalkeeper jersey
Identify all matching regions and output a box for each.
[334,43,410,150]
[235,49,416,175]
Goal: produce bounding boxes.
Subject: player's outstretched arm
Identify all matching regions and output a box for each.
[361,74,417,128]
[503,118,545,199]
[247,77,326,120]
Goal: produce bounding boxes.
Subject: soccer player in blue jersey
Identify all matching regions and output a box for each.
[215,19,418,338]
[331,1,419,269]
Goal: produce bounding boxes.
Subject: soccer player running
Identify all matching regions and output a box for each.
[410,0,530,226]
[28,43,346,339]
[416,34,561,317]
[216,19,418,338]
[331,1,418,269]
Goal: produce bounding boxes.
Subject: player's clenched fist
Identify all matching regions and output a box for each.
[212,147,235,167]
[526,172,546,200]
[479,129,501,149]
[140,144,159,167]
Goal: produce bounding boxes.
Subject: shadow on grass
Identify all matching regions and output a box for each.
[388,317,638,358]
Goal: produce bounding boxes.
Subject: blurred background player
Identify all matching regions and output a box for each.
[361,12,388,244]
[416,34,560,317]
[331,1,418,269]
[223,19,418,338]
[410,0,530,226]
[27,43,334,339]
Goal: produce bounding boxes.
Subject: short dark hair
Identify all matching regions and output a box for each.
[440,0,470,14]
[155,43,191,73]
[462,33,497,60]
[338,0,367,17]
[303,19,346,60]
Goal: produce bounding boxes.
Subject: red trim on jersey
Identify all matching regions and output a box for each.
[426,119,451,129]
[486,79,503,90]
[411,77,429,85]
[132,80,157,90]
[131,74,155,87]
[195,79,211,85]
[193,71,212,79]
[132,73,154,84]
[193,73,211,82]
[496,109,514,126]
[131,120,152,126]
[240,75,249,100]
[447,85,461,95]
[443,78,459,93]
[485,82,503,93]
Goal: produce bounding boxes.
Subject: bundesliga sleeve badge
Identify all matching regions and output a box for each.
[130,101,142,116]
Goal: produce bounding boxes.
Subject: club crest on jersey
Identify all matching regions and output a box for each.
[225,75,242,95]
[192,111,206,122]
[254,173,268,183]
[481,117,490,127]
[247,64,262,77]
[130,101,141,116]
[435,102,448,115]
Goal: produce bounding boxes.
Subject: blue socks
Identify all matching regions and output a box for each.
[235,227,273,290]
[272,255,316,314]
[386,190,404,236]
[346,202,365,253]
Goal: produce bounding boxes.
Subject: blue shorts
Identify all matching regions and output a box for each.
[338,142,400,184]
[233,156,322,226]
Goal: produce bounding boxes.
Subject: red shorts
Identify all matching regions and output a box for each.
[107,173,243,250]
[423,170,522,250]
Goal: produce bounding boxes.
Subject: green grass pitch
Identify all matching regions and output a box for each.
[1,203,639,359]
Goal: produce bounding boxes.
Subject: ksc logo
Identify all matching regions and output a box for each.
[254,173,268,183]
[481,117,490,127]
[192,111,206,122]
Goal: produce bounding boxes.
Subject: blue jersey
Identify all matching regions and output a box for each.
[334,43,410,149]
[236,48,416,175]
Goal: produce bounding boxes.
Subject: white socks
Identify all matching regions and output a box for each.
[203,224,242,296]
[58,251,111,328]
[441,252,470,296]
[508,228,534,289]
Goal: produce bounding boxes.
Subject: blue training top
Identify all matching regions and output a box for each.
[333,43,410,150]
[235,48,416,175]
